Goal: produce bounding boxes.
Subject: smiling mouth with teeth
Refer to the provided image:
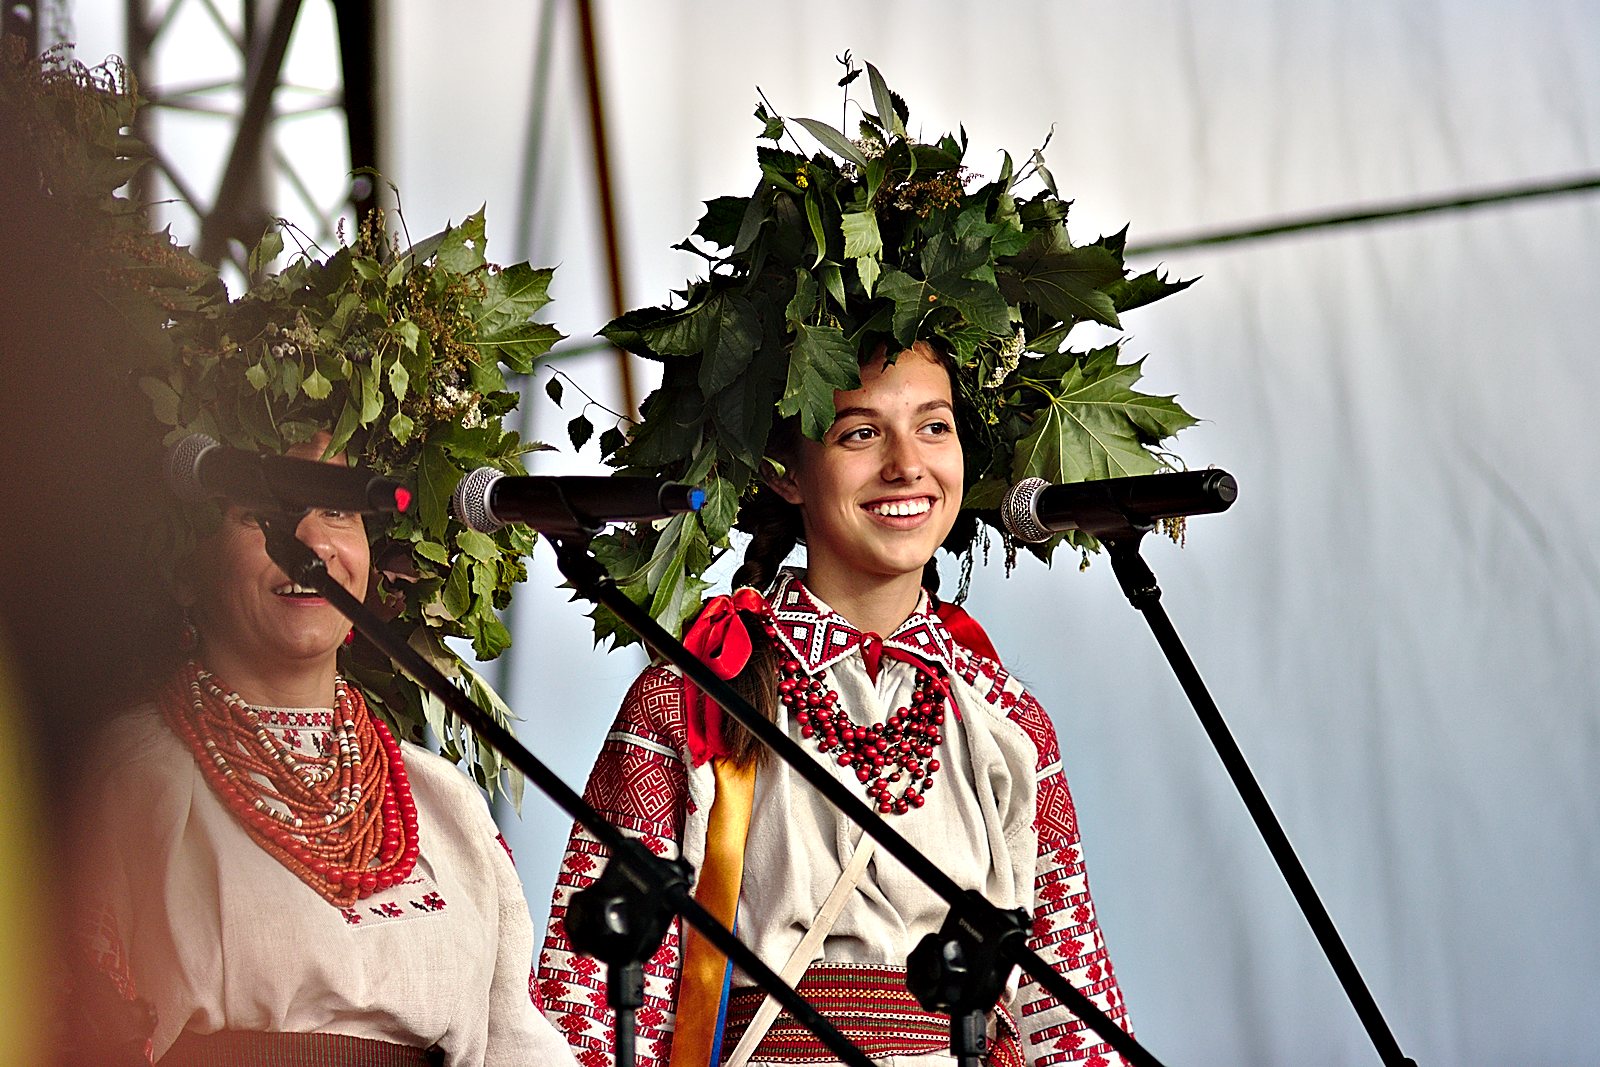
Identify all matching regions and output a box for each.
[867,498,933,518]
[275,583,323,597]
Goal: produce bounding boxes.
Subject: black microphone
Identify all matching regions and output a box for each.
[1000,469,1237,542]
[166,433,411,516]
[451,467,706,535]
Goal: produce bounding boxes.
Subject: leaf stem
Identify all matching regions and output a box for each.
[550,368,632,425]
[277,217,330,261]
[756,85,809,155]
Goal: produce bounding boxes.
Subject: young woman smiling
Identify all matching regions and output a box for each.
[768,343,964,637]
[540,343,1135,1067]
[539,59,1195,1067]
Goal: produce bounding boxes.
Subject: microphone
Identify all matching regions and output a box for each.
[166,433,411,516]
[1001,469,1237,542]
[451,467,706,535]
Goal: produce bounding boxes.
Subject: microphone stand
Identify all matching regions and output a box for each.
[252,512,875,1067]
[547,532,1169,1067]
[1095,526,1418,1067]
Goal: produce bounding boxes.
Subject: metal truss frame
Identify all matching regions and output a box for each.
[121,0,378,272]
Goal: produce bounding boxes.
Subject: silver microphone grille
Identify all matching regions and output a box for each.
[1000,477,1052,544]
[166,433,220,502]
[452,467,505,533]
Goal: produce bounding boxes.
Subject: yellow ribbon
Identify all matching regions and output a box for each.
[669,755,757,1067]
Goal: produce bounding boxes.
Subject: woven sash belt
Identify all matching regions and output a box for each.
[159,1030,445,1067]
[719,963,1024,1066]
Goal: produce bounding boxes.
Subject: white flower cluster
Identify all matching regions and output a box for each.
[435,382,485,428]
[985,327,1027,387]
[852,136,886,160]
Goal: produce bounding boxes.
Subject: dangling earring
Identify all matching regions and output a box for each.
[179,612,199,654]
[343,627,356,647]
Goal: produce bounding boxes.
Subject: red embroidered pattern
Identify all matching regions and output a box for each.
[722,964,953,1060]
[1010,690,1063,771]
[409,892,446,912]
[767,574,957,677]
[584,668,687,837]
[540,666,688,1065]
[254,707,336,757]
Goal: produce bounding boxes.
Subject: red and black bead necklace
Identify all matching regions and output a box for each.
[161,661,419,906]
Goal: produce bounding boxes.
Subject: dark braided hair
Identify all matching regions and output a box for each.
[719,435,804,766]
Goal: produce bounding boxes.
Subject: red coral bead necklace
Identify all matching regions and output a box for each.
[161,660,419,906]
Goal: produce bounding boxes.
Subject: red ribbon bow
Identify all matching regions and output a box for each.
[859,632,930,683]
[682,588,769,765]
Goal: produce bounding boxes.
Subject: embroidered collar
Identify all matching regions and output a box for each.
[765,571,958,679]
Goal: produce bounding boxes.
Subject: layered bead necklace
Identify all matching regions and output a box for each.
[161,660,419,906]
[766,620,947,815]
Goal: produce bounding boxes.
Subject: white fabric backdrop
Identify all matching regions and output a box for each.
[401,5,1600,1064]
[69,2,1600,1062]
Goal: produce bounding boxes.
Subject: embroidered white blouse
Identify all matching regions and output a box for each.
[733,576,1035,984]
[539,572,1133,1066]
[82,701,576,1067]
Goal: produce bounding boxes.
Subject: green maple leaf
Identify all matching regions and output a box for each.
[780,323,859,440]
[878,231,1011,345]
[693,196,748,249]
[435,208,488,273]
[1104,267,1198,314]
[473,322,562,374]
[997,241,1124,330]
[432,207,486,275]
[1012,347,1196,484]
[474,264,554,333]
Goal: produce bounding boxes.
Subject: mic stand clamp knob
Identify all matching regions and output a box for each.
[905,893,1028,1066]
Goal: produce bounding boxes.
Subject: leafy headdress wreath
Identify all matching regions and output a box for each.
[145,207,562,800]
[565,58,1199,645]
